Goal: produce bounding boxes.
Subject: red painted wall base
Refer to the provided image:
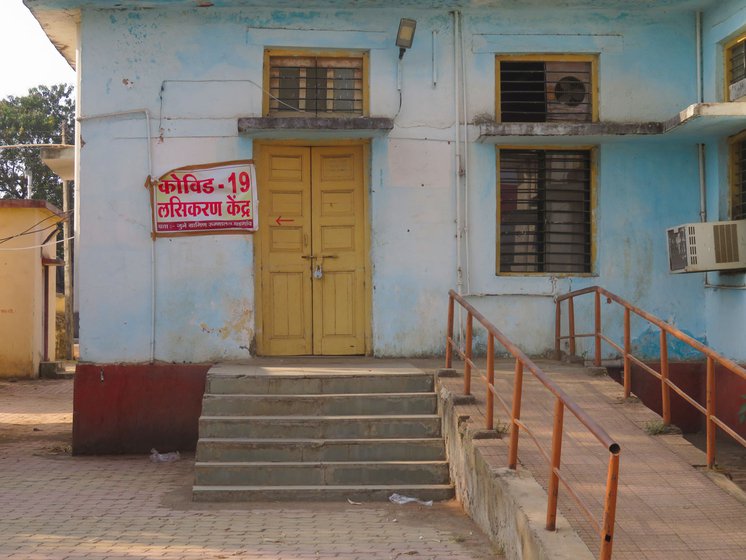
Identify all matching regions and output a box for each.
[73,363,210,455]
[607,362,746,439]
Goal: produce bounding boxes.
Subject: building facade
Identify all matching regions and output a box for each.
[26,0,746,449]
[0,200,62,377]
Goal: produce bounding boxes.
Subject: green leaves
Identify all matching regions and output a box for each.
[0,83,75,208]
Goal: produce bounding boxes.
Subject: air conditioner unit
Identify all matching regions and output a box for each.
[667,220,746,273]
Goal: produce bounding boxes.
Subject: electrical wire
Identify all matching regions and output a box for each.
[0,218,67,244]
[158,78,312,133]
[0,234,73,251]
[0,210,70,246]
[394,89,403,119]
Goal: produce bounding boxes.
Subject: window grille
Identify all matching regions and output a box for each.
[499,149,592,274]
[267,54,364,116]
[733,136,746,220]
[498,59,594,123]
[728,39,746,86]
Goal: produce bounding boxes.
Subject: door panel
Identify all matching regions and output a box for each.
[258,146,313,355]
[311,146,366,355]
[257,144,366,355]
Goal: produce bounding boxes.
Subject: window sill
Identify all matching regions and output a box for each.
[496,272,598,278]
[478,103,746,144]
[478,122,660,144]
[237,116,394,138]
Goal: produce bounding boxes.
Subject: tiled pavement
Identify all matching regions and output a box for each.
[0,378,500,560]
[440,359,746,560]
[3,361,745,560]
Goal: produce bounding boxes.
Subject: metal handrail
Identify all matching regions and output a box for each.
[554,285,746,467]
[445,289,620,560]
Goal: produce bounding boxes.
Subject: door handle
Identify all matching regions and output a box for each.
[301,255,315,259]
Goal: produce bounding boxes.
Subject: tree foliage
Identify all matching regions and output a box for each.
[0,84,75,209]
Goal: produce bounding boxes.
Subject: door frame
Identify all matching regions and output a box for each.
[253,139,373,356]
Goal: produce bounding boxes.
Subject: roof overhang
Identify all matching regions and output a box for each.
[19,0,726,7]
[24,1,79,68]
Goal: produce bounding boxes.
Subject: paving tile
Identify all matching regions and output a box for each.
[0,378,499,560]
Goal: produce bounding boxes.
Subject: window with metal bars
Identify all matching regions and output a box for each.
[732,133,746,220]
[497,56,595,123]
[498,149,592,274]
[727,37,746,101]
[266,52,365,116]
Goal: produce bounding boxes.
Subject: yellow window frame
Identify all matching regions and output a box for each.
[495,54,599,123]
[262,48,369,117]
[724,34,746,102]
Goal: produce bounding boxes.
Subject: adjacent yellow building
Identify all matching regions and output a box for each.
[0,200,63,378]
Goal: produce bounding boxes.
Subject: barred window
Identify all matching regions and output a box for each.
[497,56,596,123]
[498,149,592,274]
[727,37,746,101]
[732,133,746,220]
[265,52,366,116]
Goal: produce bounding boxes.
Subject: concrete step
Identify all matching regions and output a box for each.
[192,483,455,502]
[207,372,434,395]
[194,460,451,486]
[200,392,437,416]
[199,415,442,439]
[196,437,447,462]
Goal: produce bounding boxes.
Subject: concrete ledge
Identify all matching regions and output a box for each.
[438,382,593,560]
[39,361,74,379]
[237,116,394,138]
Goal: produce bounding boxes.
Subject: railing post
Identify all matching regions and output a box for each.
[660,329,671,425]
[623,307,631,399]
[599,452,620,560]
[446,293,455,369]
[594,290,601,366]
[508,360,524,470]
[464,312,473,396]
[486,335,495,430]
[546,398,565,531]
[706,357,716,468]
[554,299,561,360]
[569,297,577,357]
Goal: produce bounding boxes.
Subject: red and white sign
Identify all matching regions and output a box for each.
[148,160,258,236]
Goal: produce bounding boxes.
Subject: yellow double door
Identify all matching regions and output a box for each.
[256,144,368,356]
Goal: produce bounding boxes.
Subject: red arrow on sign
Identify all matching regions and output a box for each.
[275,216,294,226]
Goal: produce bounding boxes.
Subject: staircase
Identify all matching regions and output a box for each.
[193,365,454,502]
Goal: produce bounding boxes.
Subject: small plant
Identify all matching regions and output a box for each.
[495,419,510,434]
[644,420,679,436]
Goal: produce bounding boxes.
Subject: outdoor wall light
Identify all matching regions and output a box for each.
[396,18,417,59]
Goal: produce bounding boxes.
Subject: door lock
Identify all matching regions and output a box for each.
[313,264,323,279]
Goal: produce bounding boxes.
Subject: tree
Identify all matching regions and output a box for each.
[0,84,75,208]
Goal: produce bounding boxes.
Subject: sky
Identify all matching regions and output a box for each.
[0,0,76,99]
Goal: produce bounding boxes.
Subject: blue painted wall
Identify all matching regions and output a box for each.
[701,0,746,361]
[67,2,744,362]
